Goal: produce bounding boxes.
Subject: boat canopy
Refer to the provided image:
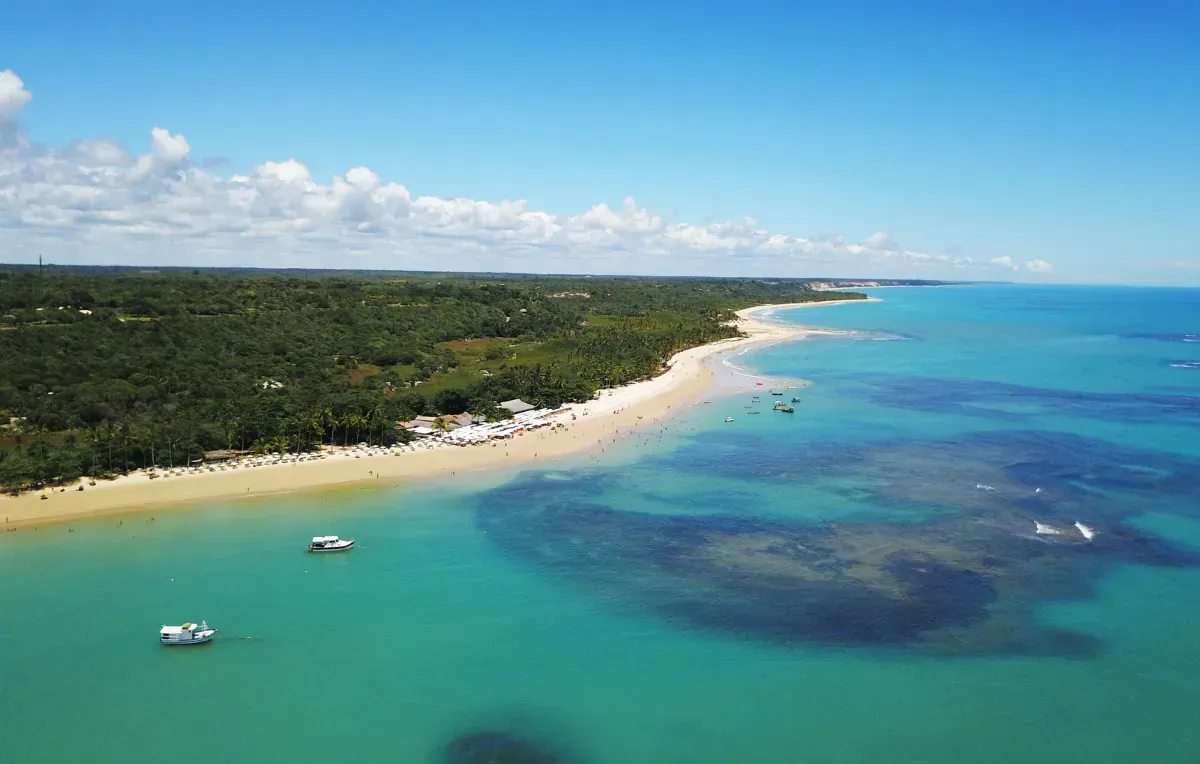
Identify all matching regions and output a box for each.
[311,535,340,544]
[160,625,185,635]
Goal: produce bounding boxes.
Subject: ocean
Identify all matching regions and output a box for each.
[3,284,1199,763]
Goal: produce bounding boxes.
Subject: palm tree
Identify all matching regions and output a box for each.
[320,407,334,446]
[223,415,239,451]
[368,404,385,446]
[308,410,325,451]
[118,422,135,472]
[84,426,100,477]
[102,422,116,472]
[433,416,451,433]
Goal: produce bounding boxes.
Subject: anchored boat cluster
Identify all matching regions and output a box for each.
[159,533,355,646]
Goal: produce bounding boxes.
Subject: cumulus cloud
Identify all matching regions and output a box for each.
[990,256,1018,271]
[0,70,32,119]
[0,70,1054,276]
[1025,258,1053,273]
[860,231,895,250]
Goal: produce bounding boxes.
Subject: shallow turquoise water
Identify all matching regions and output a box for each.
[3,285,1199,763]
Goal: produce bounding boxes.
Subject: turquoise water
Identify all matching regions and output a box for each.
[3,285,1200,763]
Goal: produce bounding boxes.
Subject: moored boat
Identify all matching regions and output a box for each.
[725,417,735,423]
[309,535,356,552]
[776,405,795,413]
[160,621,217,646]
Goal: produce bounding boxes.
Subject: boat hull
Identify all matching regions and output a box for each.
[161,631,216,646]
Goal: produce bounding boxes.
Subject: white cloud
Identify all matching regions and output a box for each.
[860,231,895,250]
[990,256,1018,271]
[0,70,32,119]
[0,70,1054,277]
[1025,258,1053,273]
[150,127,190,163]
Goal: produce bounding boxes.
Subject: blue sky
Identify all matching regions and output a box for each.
[1,0,1197,283]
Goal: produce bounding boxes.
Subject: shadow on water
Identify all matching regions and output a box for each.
[476,430,1200,658]
[443,731,572,764]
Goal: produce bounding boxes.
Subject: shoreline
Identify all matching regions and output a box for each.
[1,298,865,531]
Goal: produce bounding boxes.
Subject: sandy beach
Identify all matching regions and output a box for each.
[1,298,863,530]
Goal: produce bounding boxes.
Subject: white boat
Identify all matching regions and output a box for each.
[309,535,355,552]
[160,621,217,645]
[1074,522,1096,541]
[1034,521,1063,536]
[725,417,735,423]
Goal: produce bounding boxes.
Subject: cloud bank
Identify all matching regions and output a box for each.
[0,70,1052,277]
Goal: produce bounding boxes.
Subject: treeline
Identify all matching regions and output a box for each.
[0,268,864,492]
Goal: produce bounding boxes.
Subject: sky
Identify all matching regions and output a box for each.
[0,1,1197,284]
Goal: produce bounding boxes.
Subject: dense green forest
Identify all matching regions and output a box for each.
[0,267,873,493]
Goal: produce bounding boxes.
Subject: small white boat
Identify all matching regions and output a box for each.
[1074,522,1096,541]
[160,620,217,646]
[725,417,735,423]
[1034,521,1063,536]
[309,535,355,552]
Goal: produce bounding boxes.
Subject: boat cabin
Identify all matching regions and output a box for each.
[160,620,215,644]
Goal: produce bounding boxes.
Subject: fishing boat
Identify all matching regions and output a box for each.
[791,397,802,403]
[160,621,217,646]
[776,405,795,413]
[747,410,761,415]
[769,390,784,396]
[1074,522,1096,541]
[725,417,735,423]
[772,400,787,409]
[308,535,355,552]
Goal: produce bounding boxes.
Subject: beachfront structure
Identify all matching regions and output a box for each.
[399,415,441,430]
[500,398,536,414]
[203,449,247,462]
[428,406,568,446]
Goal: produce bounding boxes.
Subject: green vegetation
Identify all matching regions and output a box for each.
[0,266,871,493]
